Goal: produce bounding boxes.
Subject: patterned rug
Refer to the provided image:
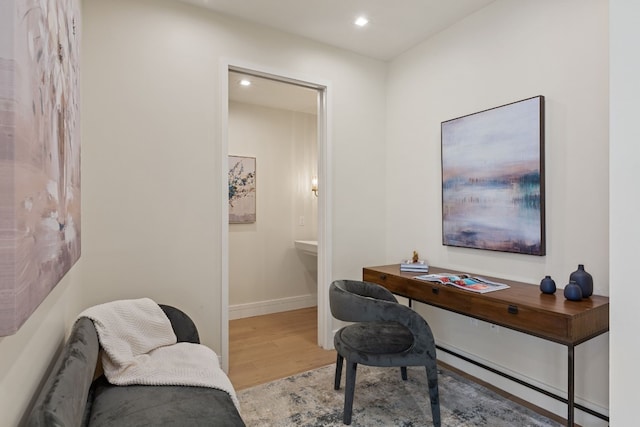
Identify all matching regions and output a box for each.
[237,364,562,427]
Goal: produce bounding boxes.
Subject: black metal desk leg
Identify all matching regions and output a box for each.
[568,344,575,426]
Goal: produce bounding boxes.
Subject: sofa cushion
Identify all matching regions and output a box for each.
[88,376,245,427]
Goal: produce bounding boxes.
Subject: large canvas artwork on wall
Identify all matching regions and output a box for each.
[228,156,256,224]
[0,0,81,336]
[441,96,545,256]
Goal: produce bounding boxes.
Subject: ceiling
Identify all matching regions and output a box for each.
[229,71,318,114]
[177,0,496,61]
[184,0,496,113]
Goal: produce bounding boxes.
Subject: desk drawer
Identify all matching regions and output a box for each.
[452,292,570,342]
[363,269,571,343]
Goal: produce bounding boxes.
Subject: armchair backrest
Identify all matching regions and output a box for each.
[329,280,398,322]
[329,280,436,356]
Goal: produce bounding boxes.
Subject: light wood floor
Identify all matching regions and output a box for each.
[228,307,336,390]
[228,306,567,425]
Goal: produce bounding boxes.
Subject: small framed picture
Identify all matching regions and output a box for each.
[228,156,256,223]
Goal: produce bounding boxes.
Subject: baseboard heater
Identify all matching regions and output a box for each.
[435,344,609,423]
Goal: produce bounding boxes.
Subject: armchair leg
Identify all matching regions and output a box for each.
[335,354,344,390]
[343,361,358,425]
[401,366,408,380]
[425,365,441,427]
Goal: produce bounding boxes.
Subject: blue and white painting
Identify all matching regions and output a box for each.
[441,96,545,255]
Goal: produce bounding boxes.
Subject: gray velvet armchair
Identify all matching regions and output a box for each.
[329,279,441,426]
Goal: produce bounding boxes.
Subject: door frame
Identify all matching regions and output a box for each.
[219,59,333,371]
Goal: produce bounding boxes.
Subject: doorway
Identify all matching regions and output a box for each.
[220,62,333,372]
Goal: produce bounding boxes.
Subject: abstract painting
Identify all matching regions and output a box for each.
[0,0,81,336]
[441,96,545,255]
[228,156,256,224]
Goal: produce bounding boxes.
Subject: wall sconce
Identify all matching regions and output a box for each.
[311,176,318,197]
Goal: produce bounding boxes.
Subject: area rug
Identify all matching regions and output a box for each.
[237,364,562,426]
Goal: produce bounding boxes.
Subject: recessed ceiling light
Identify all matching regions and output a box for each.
[354,16,369,27]
[239,79,251,87]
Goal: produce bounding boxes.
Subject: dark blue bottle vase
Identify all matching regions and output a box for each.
[539,275,556,294]
[569,264,593,298]
[563,280,583,301]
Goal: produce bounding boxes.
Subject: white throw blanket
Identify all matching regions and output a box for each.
[78,298,240,409]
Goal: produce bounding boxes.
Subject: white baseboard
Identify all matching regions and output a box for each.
[229,294,317,320]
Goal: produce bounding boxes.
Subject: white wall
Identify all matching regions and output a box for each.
[0,0,388,423]
[386,0,609,424]
[0,0,85,424]
[228,101,318,316]
[0,267,83,426]
[6,0,633,424]
[610,1,640,425]
[81,0,388,356]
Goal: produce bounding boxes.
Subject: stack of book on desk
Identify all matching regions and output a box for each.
[400,260,429,273]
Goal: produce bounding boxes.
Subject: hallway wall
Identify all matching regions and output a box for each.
[610,0,640,424]
[79,0,387,360]
[228,101,318,317]
[385,0,608,424]
[0,1,386,423]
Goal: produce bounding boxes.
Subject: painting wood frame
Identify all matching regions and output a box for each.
[441,96,545,256]
[228,156,256,224]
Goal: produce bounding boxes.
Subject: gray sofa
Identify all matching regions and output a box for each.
[27,304,245,426]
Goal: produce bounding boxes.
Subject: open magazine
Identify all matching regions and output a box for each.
[414,273,510,294]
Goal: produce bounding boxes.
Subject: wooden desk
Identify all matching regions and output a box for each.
[363,264,609,426]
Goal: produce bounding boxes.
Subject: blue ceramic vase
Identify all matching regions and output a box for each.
[564,281,583,301]
[569,264,593,298]
[540,276,556,294]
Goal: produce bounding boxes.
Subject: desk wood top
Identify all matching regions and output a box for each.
[363,264,609,345]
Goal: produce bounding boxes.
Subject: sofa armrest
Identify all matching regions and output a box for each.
[159,304,200,344]
[26,317,100,427]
